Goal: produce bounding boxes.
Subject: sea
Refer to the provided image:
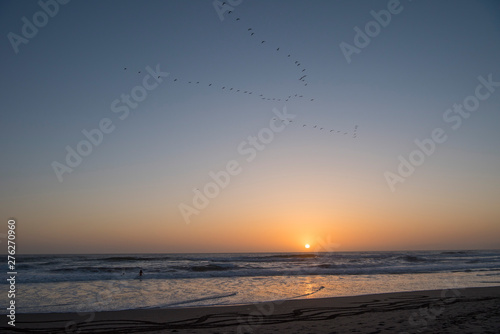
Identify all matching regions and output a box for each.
[2,250,500,314]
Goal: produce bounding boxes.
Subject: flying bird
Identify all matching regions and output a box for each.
[174,79,177,81]
[251,33,254,36]
[261,40,265,43]
[248,28,252,31]
[208,83,211,86]
[288,54,290,57]
[236,18,240,21]
[138,71,141,74]
[313,126,317,128]
[124,67,127,70]
[276,48,279,51]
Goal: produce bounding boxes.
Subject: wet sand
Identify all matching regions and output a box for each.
[3,286,500,333]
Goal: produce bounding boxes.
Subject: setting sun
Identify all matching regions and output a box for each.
[305,244,310,249]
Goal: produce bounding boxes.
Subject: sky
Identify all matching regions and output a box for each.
[1,0,499,254]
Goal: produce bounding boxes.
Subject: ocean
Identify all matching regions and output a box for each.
[2,250,500,314]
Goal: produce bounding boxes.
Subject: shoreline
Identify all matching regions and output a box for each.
[3,286,500,333]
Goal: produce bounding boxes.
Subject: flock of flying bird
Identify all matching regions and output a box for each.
[122,8,358,138]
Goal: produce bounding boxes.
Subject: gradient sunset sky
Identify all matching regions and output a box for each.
[1,0,499,254]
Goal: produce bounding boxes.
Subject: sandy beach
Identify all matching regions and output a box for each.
[3,286,499,333]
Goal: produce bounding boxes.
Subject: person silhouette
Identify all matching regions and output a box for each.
[139,270,143,277]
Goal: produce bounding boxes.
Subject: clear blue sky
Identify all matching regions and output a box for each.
[1,0,499,253]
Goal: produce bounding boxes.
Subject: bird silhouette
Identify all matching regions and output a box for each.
[313,126,317,128]
[124,67,127,70]
[138,71,141,74]
[236,18,240,21]
[288,54,291,57]
[208,83,211,86]
[261,41,265,43]
[174,79,178,81]
[251,33,254,36]
[277,48,279,51]
[248,28,252,31]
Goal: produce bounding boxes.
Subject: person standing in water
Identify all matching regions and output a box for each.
[139,269,143,277]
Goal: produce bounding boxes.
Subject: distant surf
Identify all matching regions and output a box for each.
[6,250,500,284]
